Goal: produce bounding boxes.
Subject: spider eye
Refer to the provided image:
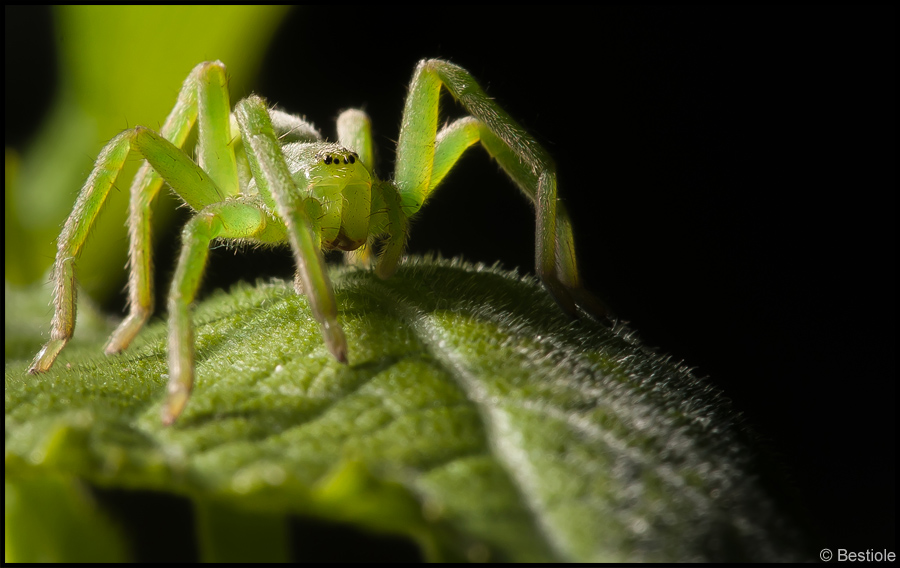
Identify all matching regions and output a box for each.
[316,149,359,167]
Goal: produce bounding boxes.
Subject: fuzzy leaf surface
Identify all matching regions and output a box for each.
[5,258,804,561]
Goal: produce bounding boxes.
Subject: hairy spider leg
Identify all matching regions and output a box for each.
[162,196,283,424]
[337,109,374,168]
[335,109,376,267]
[108,61,239,357]
[28,61,233,374]
[389,59,606,318]
[331,108,410,276]
[433,118,609,318]
[104,124,292,423]
[234,95,348,363]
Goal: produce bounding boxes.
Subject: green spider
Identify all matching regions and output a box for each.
[29,59,605,424]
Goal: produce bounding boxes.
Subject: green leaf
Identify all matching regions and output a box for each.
[5,258,805,561]
[5,471,129,562]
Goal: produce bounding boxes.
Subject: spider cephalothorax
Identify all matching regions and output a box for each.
[284,142,372,251]
[29,59,605,423]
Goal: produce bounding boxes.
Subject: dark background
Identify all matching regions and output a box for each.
[7,5,894,559]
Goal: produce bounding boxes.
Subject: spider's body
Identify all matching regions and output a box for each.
[288,144,374,252]
[251,142,374,252]
[29,59,604,424]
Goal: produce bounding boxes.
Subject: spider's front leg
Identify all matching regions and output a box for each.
[235,95,348,363]
[162,196,276,424]
[390,59,607,318]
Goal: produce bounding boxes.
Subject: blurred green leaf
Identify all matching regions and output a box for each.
[6,258,805,561]
[5,6,290,299]
[5,471,129,562]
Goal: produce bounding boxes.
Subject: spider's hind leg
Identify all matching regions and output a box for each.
[29,62,233,374]
[392,59,608,319]
[106,61,236,357]
[28,131,134,373]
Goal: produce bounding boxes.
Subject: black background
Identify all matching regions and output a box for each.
[6,5,894,559]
